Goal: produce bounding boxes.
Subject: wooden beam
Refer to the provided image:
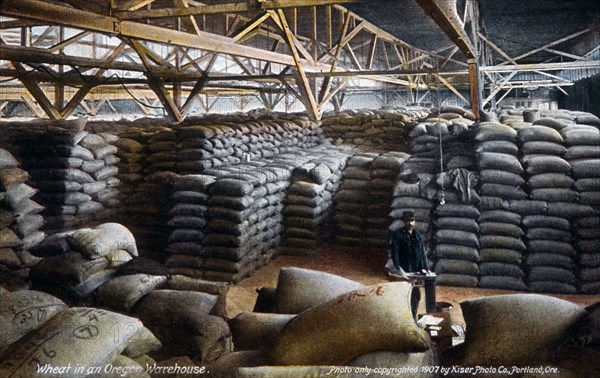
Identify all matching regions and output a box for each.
[467,59,480,116]
[115,0,159,12]
[478,32,516,65]
[434,72,469,104]
[482,71,517,106]
[500,26,599,65]
[274,9,319,121]
[48,31,90,53]
[61,42,127,118]
[232,12,270,42]
[414,0,477,59]
[21,92,46,118]
[114,0,360,19]
[318,10,350,104]
[131,39,183,121]
[12,61,62,119]
[2,0,328,71]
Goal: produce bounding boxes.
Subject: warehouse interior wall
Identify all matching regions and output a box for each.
[560,74,600,117]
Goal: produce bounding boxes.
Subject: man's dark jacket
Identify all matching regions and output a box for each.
[390,227,428,273]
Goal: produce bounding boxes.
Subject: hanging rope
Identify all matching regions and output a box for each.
[435,70,446,206]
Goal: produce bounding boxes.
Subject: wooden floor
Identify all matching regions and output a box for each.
[226,245,600,325]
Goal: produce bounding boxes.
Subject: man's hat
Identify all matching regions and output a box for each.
[400,210,416,221]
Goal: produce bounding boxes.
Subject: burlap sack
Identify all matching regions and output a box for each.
[0,307,144,377]
[237,366,368,378]
[69,223,138,259]
[454,294,587,366]
[203,350,268,378]
[273,267,363,314]
[121,326,162,358]
[270,282,429,365]
[134,290,217,327]
[0,290,67,350]
[230,312,294,351]
[95,274,167,311]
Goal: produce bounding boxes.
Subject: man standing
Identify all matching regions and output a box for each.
[388,210,430,318]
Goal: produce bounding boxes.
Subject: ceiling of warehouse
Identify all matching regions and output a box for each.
[346,0,600,64]
[1,0,598,121]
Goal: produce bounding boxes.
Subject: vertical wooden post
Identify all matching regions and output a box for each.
[468,58,481,120]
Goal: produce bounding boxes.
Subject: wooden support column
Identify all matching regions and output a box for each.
[130,38,183,122]
[12,61,62,119]
[468,58,481,118]
[271,9,320,121]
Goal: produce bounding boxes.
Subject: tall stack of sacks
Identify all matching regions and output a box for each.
[409,110,476,170]
[556,113,600,294]
[0,149,44,279]
[364,152,411,249]
[474,122,528,291]
[430,169,481,287]
[281,146,350,256]
[29,223,137,301]
[112,122,170,257]
[388,169,436,252]
[164,174,215,277]
[333,152,377,247]
[172,115,323,173]
[2,120,120,233]
[320,108,429,152]
[172,159,292,282]
[135,171,178,261]
[518,123,578,294]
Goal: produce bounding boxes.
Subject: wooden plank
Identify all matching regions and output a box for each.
[20,92,46,118]
[2,0,327,70]
[13,61,62,119]
[232,12,270,42]
[434,73,469,104]
[274,9,319,120]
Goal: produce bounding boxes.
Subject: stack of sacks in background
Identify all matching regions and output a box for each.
[333,152,377,247]
[320,108,429,152]
[0,148,45,283]
[430,169,481,287]
[0,119,120,234]
[409,107,476,170]
[29,222,137,301]
[388,168,436,251]
[100,120,172,259]
[148,114,324,174]
[554,113,600,293]
[474,122,528,291]
[442,294,599,377]
[164,174,215,275]
[364,152,411,249]
[0,288,163,377]
[280,146,350,256]
[518,123,578,294]
[167,156,295,282]
[206,268,437,378]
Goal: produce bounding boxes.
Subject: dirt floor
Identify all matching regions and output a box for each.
[226,245,600,328]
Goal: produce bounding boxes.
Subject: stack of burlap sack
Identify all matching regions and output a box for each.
[0,119,120,234]
[27,220,232,366]
[473,122,529,291]
[0,148,45,287]
[280,146,350,256]
[321,107,429,152]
